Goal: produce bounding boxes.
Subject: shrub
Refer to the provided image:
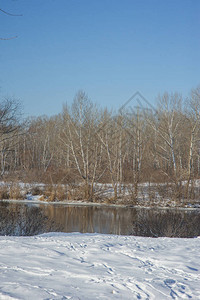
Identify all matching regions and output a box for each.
[9,182,23,200]
[0,184,10,200]
[56,184,67,201]
[132,209,200,238]
[42,184,67,202]
[30,185,44,196]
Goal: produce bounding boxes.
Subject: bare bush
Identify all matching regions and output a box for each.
[56,184,67,201]
[30,185,44,196]
[42,184,67,202]
[9,182,23,199]
[0,184,9,199]
[132,209,200,237]
[0,202,63,236]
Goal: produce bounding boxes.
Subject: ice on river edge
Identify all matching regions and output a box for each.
[0,233,199,299]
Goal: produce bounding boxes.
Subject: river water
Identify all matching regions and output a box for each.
[0,202,200,237]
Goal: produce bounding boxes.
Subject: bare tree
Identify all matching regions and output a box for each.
[0,7,22,40]
[185,86,200,198]
[148,94,183,176]
[60,91,103,200]
[0,98,21,176]
[96,111,120,200]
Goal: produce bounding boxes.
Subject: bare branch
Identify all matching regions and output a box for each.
[0,8,22,17]
[0,36,18,40]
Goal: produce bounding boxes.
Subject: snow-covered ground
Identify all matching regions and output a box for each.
[0,233,199,299]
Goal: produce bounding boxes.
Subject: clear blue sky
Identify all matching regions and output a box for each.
[0,0,199,117]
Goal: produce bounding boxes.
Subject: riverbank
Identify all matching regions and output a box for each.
[1,197,200,211]
[1,180,200,209]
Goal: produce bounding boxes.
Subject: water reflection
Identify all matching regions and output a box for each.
[0,202,200,237]
[0,202,61,236]
[43,205,136,235]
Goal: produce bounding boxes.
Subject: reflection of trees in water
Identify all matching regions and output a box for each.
[132,209,200,238]
[1,203,198,237]
[44,205,200,237]
[0,202,62,236]
[44,205,136,235]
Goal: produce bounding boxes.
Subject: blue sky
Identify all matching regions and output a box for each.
[0,0,199,117]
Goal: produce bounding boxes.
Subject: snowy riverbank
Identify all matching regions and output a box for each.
[0,233,199,299]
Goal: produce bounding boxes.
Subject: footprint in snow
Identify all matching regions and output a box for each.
[164,279,176,286]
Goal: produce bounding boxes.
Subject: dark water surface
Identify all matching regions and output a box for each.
[0,202,200,237]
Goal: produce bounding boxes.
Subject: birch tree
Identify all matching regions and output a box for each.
[60,91,103,200]
[185,86,200,198]
[0,98,21,176]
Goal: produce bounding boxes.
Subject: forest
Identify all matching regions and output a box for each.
[0,85,200,205]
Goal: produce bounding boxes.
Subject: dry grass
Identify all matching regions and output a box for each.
[0,182,24,200]
[9,182,24,200]
[56,184,67,201]
[0,184,10,200]
[67,183,85,201]
[41,184,67,202]
[30,185,44,196]
[38,195,45,201]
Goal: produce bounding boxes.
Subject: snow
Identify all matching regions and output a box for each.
[0,233,200,299]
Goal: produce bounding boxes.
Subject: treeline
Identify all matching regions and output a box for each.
[1,86,200,203]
